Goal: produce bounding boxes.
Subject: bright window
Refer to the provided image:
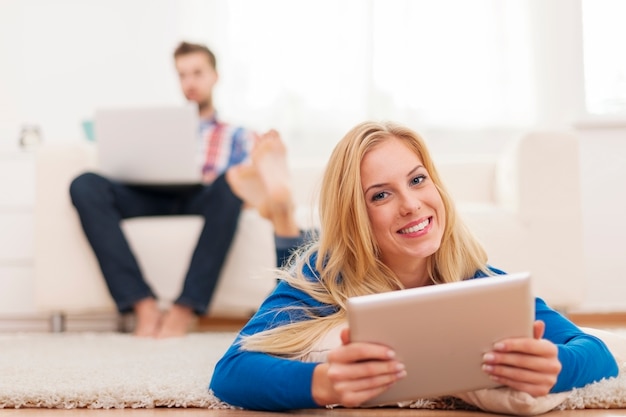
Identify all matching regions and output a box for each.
[581,0,626,115]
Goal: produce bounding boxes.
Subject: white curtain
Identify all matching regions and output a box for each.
[581,0,626,115]
[202,0,536,158]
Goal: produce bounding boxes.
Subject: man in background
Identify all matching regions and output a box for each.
[70,41,260,338]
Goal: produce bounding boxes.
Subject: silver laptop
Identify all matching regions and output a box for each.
[347,272,534,406]
[94,104,202,185]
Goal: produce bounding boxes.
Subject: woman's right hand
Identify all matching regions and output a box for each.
[311,327,407,407]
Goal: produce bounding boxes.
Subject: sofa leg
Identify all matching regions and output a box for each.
[117,313,135,333]
[49,312,66,333]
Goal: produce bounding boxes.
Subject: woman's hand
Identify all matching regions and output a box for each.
[312,327,407,407]
[482,320,562,397]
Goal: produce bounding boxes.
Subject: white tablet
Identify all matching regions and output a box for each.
[347,271,534,406]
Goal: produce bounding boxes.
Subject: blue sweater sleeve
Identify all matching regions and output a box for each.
[535,297,618,392]
[210,280,327,411]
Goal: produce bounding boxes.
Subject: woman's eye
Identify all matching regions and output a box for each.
[411,175,426,185]
[372,191,387,201]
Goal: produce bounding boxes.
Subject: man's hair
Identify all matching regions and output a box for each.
[173,41,217,70]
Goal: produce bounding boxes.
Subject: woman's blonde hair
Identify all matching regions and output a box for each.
[240,121,490,358]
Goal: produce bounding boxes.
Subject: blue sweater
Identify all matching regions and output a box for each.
[210,267,618,411]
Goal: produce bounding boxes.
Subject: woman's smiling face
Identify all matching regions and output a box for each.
[360,137,445,284]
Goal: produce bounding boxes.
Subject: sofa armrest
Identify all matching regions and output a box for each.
[34,142,113,313]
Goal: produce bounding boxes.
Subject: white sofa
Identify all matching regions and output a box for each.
[33,130,584,324]
[34,143,322,321]
[442,131,585,310]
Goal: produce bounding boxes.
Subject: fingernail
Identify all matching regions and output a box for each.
[483,353,495,362]
[396,363,405,371]
[482,364,494,372]
[397,369,407,378]
[387,350,396,358]
[493,342,505,350]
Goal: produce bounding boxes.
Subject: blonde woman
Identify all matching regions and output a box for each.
[210,121,617,411]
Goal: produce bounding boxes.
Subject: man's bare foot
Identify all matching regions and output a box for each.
[156,304,197,339]
[252,130,299,237]
[133,298,162,337]
[226,164,271,220]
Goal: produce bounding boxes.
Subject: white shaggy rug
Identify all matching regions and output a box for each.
[1,330,626,410]
[0,332,236,409]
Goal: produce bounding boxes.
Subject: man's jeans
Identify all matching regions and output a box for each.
[69,172,242,315]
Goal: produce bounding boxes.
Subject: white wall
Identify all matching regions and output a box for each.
[0,0,219,148]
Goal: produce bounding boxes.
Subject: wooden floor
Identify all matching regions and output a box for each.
[2,407,626,416]
[196,311,626,333]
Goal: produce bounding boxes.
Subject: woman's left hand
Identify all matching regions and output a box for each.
[481,320,561,397]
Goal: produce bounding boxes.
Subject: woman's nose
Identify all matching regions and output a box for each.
[399,193,421,216]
